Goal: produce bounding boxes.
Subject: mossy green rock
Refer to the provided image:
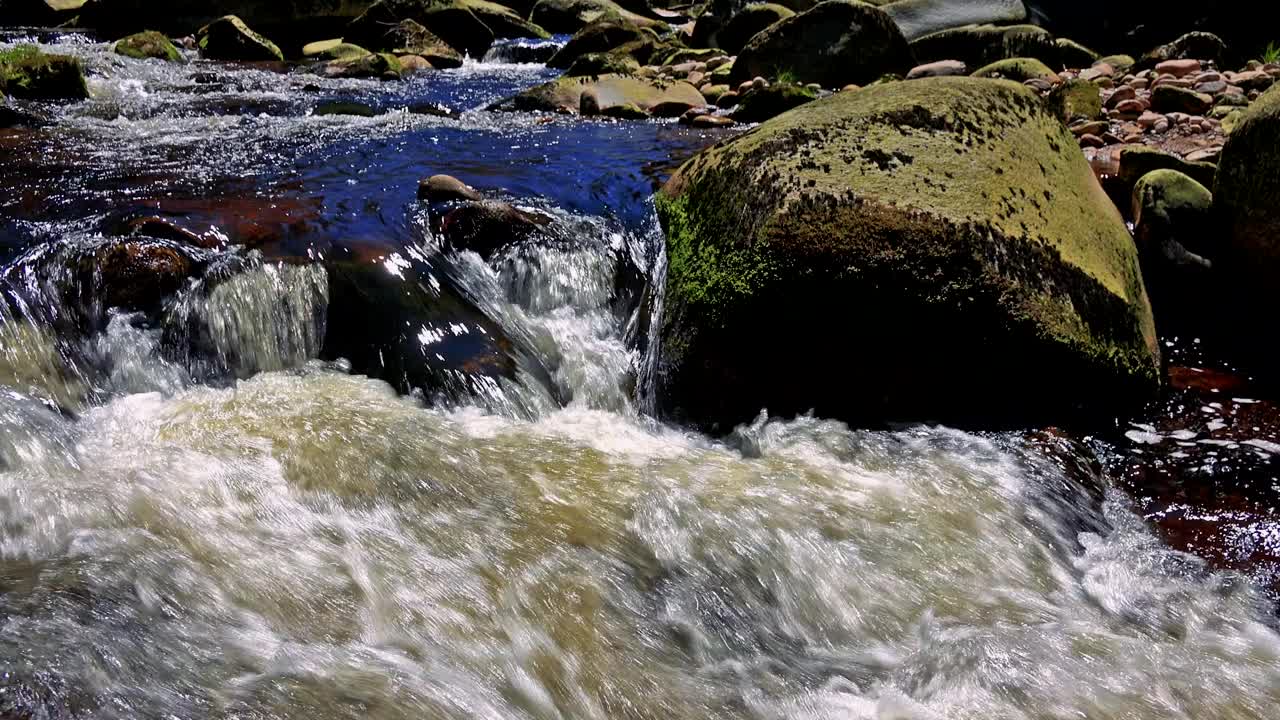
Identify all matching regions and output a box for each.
[461,0,552,40]
[910,23,1059,69]
[972,57,1056,81]
[0,45,89,100]
[654,76,1159,429]
[322,51,403,78]
[1047,77,1101,122]
[1131,169,1216,318]
[548,21,651,69]
[196,16,284,62]
[732,82,816,122]
[717,3,794,54]
[1096,54,1134,72]
[565,51,642,76]
[497,73,705,116]
[1053,38,1097,68]
[1138,31,1228,70]
[530,0,664,34]
[302,39,372,60]
[880,0,1027,41]
[113,30,183,62]
[363,19,464,68]
[347,0,495,58]
[1215,83,1280,297]
[1118,146,1217,192]
[731,0,913,88]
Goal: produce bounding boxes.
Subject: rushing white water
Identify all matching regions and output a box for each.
[3,32,1280,720]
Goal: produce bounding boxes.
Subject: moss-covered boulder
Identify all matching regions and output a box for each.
[495,73,705,116]
[530,0,664,34]
[1215,83,1280,299]
[113,30,183,62]
[1138,31,1228,71]
[302,39,373,60]
[346,0,495,58]
[0,45,89,100]
[731,0,913,88]
[358,19,464,68]
[717,3,793,54]
[731,82,816,121]
[1053,37,1097,67]
[548,21,652,69]
[910,23,1060,69]
[1131,169,1215,320]
[1118,146,1217,192]
[880,0,1027,41]
[972,57,1056,81]
[1096,54,1134,72]
[449,0,550,40]
[321,51,403,78]
[1047,77,1101,122]
[654,76,1159,429]
[565,51,642,76]
[196,16,284,62]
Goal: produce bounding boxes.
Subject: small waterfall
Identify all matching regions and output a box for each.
[480,38,563,65]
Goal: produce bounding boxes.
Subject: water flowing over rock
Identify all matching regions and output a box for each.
[654,76,1160,430]
[112,30,184,62]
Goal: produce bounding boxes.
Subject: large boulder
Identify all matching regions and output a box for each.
[717,3,794,54]
[909,23,1060,69]
[75,0,378,44]
[495,74,705,117]
[730,0,913,88]
[732,82,816,122]
[529,0,663,34]
[352,18,464,68]
[654,77,1160,429]
[1131,169,1215,323]
[346,0,495,58]
[457,0,552,40]
[880,0,1027,41]
[196,15,285,61]
[0,45,89,101]
[547,21,653,69]
[1215,83,1280,302]
[113,30,184,62]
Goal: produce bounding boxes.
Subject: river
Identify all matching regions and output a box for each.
[2,31,1280,720]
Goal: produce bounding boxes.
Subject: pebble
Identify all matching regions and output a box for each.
[841,84,860,92]
[1137,110,1163,129]
[1193,71,1221,84]
[1105,85,1136,107]
[1154,59,1201,77]
[705,55,731,70]
[1130,77,1149,90]
[1153,76,1194,89]
[1194,80,1227,94]
[1123,132,1144,143]
[398,55,433,73]
[1153,118,1170,133]
[906,59,967,79]
[737,80,754,94]
[1102,131,1125,144]
[1024,78,1052,92]
[1080,64,1113,81]
[1078,133,1106,148]
[687,71,705,86]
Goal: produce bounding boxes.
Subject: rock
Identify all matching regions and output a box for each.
[74,239,199,315]
[547,21,652,69]
[906,59,966,79]
[359,19,464,69]
[0,102,50,128]
[1095,54,1134,72]
[321,254,555,404]
[1070,120,1107,136]
[717,3,794,55]
[732,82,817,122]
[653,76,1160,429]
[1215,84,1280,301]
[313,100,379,116]
[1111,98,1144,118]
[1154,58,1200,78]
[731,0,913,89]
[565,51,642,76]
[529,0,663,34]
[1104,85,1135,108]
[1138,31,1228,70]
[113,30,183,62]
[437,200,553,257]
[909,23,1058,69]
[1047,78,1101,122]
[459,0,552,40]
[1150,85,1212,115]
[418,180,480,205]
[1131,169,1216,318]
[321,51,402,78]
[1077,132,1104,148]
[0,45,89,100]
[691,113,734,127]
[1053,37,1098,67]
[715,90,739,107]
[971,57,1057,82]
[346,0,495,59]
[1115,145,1217,198]
[301,39,372,60]
[397,54,433,72]
[496,73,705,116]
[1079,63,1112,82]
[879,0,1027,41]
[196,15,284,62]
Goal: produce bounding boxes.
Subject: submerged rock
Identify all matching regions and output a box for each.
[731,1,912,88]
[654,76,1159,430]
[196,16,284,62]
[113,30,184,62]
[1215,83,1280,305]
[880,0,1027,41]
[72,239,201,319]
[0,45,89,101]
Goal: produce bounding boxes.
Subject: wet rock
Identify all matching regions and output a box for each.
[731,82,816,122]
[437,200,553,258]
[654,77,1160,430]
[113,30,184,62]
[879,0,1027,42]
[116,215,220,247]
[530,0,663,34]
[1138,31,1228,71]
[1131,169,1216,320]
[1150,85,1212,115]
[321,253,555,404]
[314,100,380,116]
[196,15,284,62]
[301,39,372,60]
[347,0,495,59]
[1047,78,1102,122]
[73,239,200,317]
[547,21,652,70]
[1215,83,1280,305]
[565,51,642,77]
[909,23,1058,69]
[0,45,89,101]
[418,174,483,202]
[321,51,403,78]
[906,59,966,79]
[496,73,705,116]
[365,19,464,69]
[971,57,1057,82]
[1095,54,1134,72]
[731,0,912,89]
[717,3,794,55]
[0,102,50,128]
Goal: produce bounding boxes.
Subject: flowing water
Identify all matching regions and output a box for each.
[3,32,1280,720]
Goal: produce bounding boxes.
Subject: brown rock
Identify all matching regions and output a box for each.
[1080,64,1113,81]
[906,59,966,79]
[1154,59,1200,78]
[1078,133,1105,148]
[1105,85,1136,108]
[1070,120,1109,136]
[418,174,483,203]
[397,54,433,73]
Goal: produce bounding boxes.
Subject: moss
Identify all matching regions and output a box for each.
[971,57,1056,81]
[1047,78,1101,122]
[565,51,641,76]
[548,21,650,69]
[1119,145,1216,191]
[302,39,372,60]
[1215,83,1280,285]
[1053,38,1098,68]
[196,16,284,62]
[501,73,705,114]
[0,44,89,100]
[656,76,1159,426]
[732,82,816,122]
[113,30,183,62]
